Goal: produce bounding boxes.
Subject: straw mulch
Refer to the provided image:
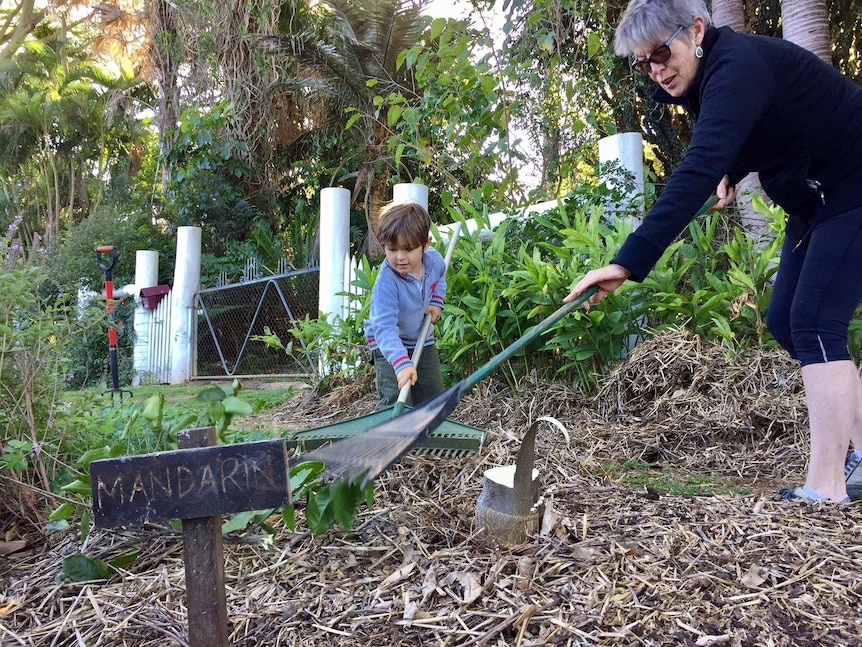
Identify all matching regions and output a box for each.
[2,329,861,647]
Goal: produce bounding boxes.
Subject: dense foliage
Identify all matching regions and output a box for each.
[271,180,784,398]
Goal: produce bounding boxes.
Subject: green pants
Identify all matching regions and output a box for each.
[372,345,444,410]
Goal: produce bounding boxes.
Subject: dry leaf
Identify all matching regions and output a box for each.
[404,605,432,621]
[420,565,438,604]
[540,497,559,536]
[570,545,599,562]
[0,541,27,556]
[442,571,482,605]
[0,599,21,617]
[536,416,571,445]
[377,562,416,590]
[514,557,533,591]
[740,564,768,588]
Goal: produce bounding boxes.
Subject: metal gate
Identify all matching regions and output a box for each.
[193,268,319,378]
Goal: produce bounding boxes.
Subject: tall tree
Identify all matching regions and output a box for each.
[260,0,431,253]
[0,36,148,249]
[711,0,766,238]
[0,0,46,60]
[782,0,832,64]
[148,0,182,189]
[711,0,745,32]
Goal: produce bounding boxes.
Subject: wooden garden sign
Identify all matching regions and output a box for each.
[89,427,292,647]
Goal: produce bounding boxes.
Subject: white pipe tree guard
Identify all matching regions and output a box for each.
[393,182,429,210]
[318,187,351,328]
[169,227,201,384]
[132,250,159,386]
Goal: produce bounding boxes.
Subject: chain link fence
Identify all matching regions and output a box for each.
[194,268,319,378]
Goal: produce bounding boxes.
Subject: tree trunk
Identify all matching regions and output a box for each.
[712,0,766,240]
[356,121,390,257]
[782,0,832,64]
[0,0,45,60]
[711,0,745,31]
[150,0,182,191]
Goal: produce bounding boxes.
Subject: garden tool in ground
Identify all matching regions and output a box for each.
[298,285,597,484]
[97,245,132,400]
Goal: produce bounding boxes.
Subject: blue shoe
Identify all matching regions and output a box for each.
[778,486,817,502]
[777,485,850,504]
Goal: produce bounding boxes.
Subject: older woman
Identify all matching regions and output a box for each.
[567,0,862,502]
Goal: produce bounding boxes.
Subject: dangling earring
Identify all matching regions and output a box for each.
[695,45,704,59]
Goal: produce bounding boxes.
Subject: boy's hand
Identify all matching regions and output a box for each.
[397,366,418,389]
[425,305,443,323]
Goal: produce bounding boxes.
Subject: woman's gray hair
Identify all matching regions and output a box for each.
[614,0,712,56]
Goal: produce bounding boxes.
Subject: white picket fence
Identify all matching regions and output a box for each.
[135,292,174,385]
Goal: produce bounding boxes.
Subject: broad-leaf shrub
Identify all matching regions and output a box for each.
[642,195,783,350]
[437,193,643,393]
[0,258,78,492]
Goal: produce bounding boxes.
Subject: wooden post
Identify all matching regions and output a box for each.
[178,426,229,647]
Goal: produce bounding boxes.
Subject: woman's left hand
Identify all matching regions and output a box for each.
[711,175,737,210]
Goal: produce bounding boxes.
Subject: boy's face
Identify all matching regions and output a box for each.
[384,235,430,277]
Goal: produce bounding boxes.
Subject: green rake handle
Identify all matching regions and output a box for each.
[462,195,718,392]
[462,285,598,391]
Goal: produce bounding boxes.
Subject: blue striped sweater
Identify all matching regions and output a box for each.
[365,247,447,374]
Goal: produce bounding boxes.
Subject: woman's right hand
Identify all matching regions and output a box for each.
[564,264,631,307]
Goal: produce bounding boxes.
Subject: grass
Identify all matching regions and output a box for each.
[70,380,302,411]
[61,379,303,443]
[602,459,751,497]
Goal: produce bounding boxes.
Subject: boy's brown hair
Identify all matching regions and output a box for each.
[376,201,431,249]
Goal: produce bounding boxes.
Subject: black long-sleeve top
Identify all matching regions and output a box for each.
[612,26,862,281]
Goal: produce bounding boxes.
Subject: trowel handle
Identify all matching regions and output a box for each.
[394,221,464,411]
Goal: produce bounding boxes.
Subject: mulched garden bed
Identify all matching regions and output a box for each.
[2,329,860,646]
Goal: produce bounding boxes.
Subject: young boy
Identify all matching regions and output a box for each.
[365,201,447,409]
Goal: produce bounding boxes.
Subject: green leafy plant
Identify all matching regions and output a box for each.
[0,439,33,472]
[161,101,258,253]
[641,197,783,351]
[192,379,254,443]
[0,260,78,493]
[437,190,643,393]
[282,461,373,535]
[721,195,784,344]
[61,550,140,583]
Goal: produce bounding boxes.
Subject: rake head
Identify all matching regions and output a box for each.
[298,382,466,486]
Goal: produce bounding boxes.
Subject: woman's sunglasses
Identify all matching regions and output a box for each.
[631,25,685,74]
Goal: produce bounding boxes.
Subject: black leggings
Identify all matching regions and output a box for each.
[766,206,862,366]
